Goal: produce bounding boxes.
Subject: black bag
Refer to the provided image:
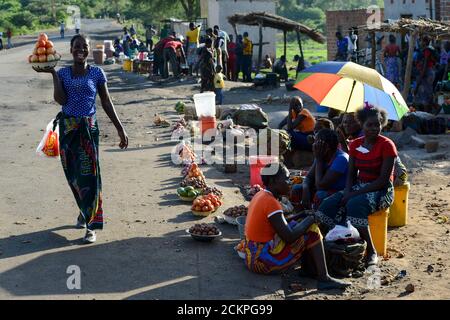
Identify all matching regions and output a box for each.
[324,240,367,277]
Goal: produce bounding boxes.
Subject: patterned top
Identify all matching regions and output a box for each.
[349,135,398,183]
[57,66,107,117]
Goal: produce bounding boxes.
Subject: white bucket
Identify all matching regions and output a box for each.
[193,92,216,118]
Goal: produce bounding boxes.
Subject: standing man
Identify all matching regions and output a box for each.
[242,32,253,82]
[235,34,244,81]
[335,32,348,61]
[145,25,156,51]
[6,28,12,49]
[60,21,65,39]
[213,25,230,77]
[186,22,201,76]
[75,19,81,35]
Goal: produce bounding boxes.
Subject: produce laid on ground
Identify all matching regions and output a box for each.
[172,118,188,135]
[175,101,185,114]
[176,142,196,164]
[223,205,248,225]
[29,33,61,69]
[177,186,201,201]
[153,114,171,127]
[191,194,223,217]
[202,186,223,199]
[180,176,207,189]
[246,184,263,200]
[187,223,222,242]
[185,163,204,179]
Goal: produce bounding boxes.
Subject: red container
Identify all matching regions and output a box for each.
[249,155,279,187]
[200,116,217,135]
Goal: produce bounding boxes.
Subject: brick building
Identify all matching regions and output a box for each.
[326,9,385,61]
[384,0,450,21]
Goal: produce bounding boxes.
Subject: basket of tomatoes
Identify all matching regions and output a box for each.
[29,33,61,70]
[191,194,223,217]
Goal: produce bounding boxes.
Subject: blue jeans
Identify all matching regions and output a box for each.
[215,88,223,105]
[289,129,312,151]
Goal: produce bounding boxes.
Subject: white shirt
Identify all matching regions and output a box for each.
[75,19,81,29]
[218,30,230,54]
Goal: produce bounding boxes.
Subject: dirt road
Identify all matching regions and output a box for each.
[0,19,449,300]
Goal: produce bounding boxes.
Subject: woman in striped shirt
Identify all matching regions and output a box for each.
[317,105,397,266]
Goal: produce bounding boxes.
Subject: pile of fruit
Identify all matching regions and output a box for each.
[290,176,303,185]
[29,33,60,65]
[224,205,248,218]
[177,186,201,199]
[175,101,185,114]
[172,118,187,135]
[153,114,171,127]
[176,142,196,164]
[189,223,220,236]
[185,163,204,179]
[202,186,223,199]
[192,194,223,213]
[180,176,207,189]
[247,184,263,199]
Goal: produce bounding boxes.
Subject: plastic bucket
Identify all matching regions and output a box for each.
[200,116,217,135]
[93,49,104,65]
[249,155,279,187]
[104,40,113,50]
[368,208,389,256]
[236,216,246,240]
[123,59,133,72]
[388,182,410,227]
[193,92,216,118]
[316,105,329,113]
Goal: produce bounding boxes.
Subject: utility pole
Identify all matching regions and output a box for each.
[429,0,433,19]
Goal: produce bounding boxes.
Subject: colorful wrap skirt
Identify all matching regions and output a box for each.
[58,112,104,230]
[317,182,394,229]
[186,42,199,67]
[240,221,322,275]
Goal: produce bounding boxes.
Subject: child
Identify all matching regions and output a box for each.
[214,65,225,105]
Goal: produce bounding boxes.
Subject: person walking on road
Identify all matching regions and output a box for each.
[32,34,129,244]
[6,28,13,49]
[60,21,65,39]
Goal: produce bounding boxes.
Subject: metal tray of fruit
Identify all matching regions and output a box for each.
[186,229,222,242]
[224,214,239,226]
[31,60,58,70]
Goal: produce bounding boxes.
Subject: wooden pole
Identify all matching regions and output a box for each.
[232,24,238,40]
[371,31,376,69]
[283,30,287,59]
[402,31,417,101]
[296,30,305,76]
[258,22,263,73]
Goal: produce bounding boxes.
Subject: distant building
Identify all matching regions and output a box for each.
[384,0,450,21]
[200,0,277,61]
[326,9,385,61]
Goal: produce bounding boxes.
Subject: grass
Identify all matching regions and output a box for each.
[276,39,327,79]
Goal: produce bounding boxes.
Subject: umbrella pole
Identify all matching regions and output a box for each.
[345,80,357,114]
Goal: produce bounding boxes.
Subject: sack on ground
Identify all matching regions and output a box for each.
[324,239,367,277]
[36,119,60,158]
[232,104,269,129]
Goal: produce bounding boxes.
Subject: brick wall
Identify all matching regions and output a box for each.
[326,9,385,61]
[441,0,450,21]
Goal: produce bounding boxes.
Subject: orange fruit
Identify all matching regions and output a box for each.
[46,47,55,55]
[30,55,39,63]
[38,33,49,42]
[202,206,210,212]
[37,47,47,55]
[38,55,47,62]
[36,40,46,48]
[45,41,54,49]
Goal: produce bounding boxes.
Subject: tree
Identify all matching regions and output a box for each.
[179,0,199,21]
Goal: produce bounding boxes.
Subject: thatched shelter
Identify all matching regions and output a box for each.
[228,12,326,72]
[364,18,450,100]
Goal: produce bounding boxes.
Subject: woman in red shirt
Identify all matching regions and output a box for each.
[317,105,396,266]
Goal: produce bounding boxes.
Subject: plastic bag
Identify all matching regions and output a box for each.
[281,197,294,214]
[36,119,60,158]
[325,221,360,242]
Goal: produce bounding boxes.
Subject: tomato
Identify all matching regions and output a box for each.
[30,55,39,63]
[46,47,55,55]
[38,33,49,42]
[208,205,214,211]
[37,47,47,55]
[45,41,54,49]
[205,200,212,207]
[195,206,201,211]
[38,55,47,62]
[202,206,210,212]
[36,40,46,48]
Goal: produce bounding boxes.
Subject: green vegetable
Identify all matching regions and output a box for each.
[185,186,195,192]
[187,190,197,198]
[177,187,187,196]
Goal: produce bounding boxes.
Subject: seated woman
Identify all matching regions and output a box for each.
[291,129,349,210]
[272,55,288,81]
[317,105,397,266]
[237,163,350,289]
[278,96,316,151]
[336,112,363,153]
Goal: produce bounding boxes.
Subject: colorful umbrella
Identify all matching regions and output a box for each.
[294,61,409,120]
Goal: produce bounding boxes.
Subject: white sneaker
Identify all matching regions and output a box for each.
[83,230,96,244]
